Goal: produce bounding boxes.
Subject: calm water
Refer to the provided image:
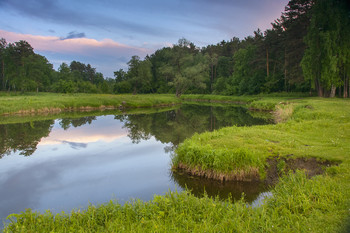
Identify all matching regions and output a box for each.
[0,104,270,223]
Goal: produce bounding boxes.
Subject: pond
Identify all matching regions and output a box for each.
[0,104,271,224]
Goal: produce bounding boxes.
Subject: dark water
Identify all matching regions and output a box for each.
[0,104,271,223]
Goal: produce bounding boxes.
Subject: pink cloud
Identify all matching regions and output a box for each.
[0,30,150,58]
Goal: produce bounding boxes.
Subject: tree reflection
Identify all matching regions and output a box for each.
[115,104,269,151]
[0,104,270,158]
[59,116,97,130]
[170,171,268,203]
[0,120,54,158]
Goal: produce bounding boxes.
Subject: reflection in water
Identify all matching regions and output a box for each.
[59,116,97,130]
[0,104,271,224]
[0,120,54,157]
[171,172,269,203]
[116,104,269,149]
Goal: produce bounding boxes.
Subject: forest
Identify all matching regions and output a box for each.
[0,0,349,97]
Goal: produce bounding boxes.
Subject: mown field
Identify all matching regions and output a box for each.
[1,93,350,232]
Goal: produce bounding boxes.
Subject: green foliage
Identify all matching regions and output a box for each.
[159,39,209,97]
[0,40,113,94]
[301,0,350,97]
[231,45,265,95]
[51,79,77,93]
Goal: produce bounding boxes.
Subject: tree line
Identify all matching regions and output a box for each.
[116,0,350,97]
[1,0,349,97]
[0,39,114,93]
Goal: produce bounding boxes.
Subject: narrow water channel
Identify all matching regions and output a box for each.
[0,104,271,223]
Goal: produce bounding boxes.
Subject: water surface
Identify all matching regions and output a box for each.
[0,104,270,223]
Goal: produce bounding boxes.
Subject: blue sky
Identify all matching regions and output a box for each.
[0,0,289,78]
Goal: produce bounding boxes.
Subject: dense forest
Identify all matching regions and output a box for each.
[0,0,349,97]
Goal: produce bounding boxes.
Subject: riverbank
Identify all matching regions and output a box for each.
[173,98,349,180]
[0,92,181,116]
[2,94,350,232]
[0,92,302,117]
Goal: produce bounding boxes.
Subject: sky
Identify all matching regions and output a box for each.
[0,0,289,78]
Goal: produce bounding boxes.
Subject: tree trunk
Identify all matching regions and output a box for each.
[1,59,4,91]
[284,47,288,91]
[175,89,181,98]
[133,80,137,95]
[315,78,323,97]
[344,75,348,98]
[266,47,269,77]
[211,64,213,92]
[329,85,336,98]
[348,76,350,98]
[214,65,216,81]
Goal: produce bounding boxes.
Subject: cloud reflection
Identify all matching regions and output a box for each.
[61,140,88,150]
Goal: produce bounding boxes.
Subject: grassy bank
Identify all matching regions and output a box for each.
[0,92,180,116]
[173,98,350,179]
[2,95,350,232]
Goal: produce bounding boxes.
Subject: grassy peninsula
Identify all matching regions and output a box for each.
[2,93,350,232]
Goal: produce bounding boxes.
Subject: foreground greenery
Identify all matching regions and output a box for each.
[3,171,349,232]
[2,94,350,232]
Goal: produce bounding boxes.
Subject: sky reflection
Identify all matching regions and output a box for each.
[0,115,177,223]
[0,105,271,224]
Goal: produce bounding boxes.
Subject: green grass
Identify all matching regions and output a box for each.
[173,98,350,176]
[0,92,180,116]
[2,94,350,232]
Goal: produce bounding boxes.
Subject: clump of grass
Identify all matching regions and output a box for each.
[274,103,294,123]
[276,159,287,174]
[173,131,265,180]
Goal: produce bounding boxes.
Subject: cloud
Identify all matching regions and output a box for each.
[0,0,171,38]
[0,29,150,58]
[0,29,153,77]
[61,31,86,40]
